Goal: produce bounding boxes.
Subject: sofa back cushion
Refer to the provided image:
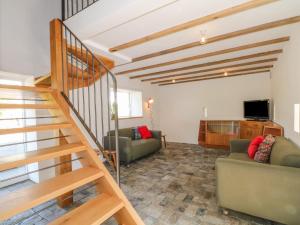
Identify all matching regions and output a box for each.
[108,128,132,138]
[270,136,300,168]
[248,136,264,159]
[138,125,152,139]
[131,127,141,140]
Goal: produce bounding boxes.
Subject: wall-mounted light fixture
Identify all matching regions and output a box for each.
[224,71,228,76]
[147,97,154,109]
[203,107,208,118]
[147,98,155,129]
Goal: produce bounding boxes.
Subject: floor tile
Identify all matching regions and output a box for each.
[1,142,283,225]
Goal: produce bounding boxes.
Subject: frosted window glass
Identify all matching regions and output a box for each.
[117,90,130,118]
[130,91,143,117]
[111,89,143,118]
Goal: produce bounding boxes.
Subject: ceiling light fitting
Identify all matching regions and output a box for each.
[200,30,207,44]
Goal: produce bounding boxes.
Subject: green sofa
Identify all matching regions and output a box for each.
[216,136,300,225]
[103,128,162,165]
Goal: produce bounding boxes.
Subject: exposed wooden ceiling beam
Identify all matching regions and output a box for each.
[131,16,300,62]
[159,70,270,86]
[116,36,289,74]
[152,66,273,84]
[130,49,282,79]
[109,0,278,52]
[142,58,277,82]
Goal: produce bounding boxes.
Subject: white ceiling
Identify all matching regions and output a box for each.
[65,0,300,84]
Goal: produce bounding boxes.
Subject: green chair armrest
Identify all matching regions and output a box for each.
[103,136,132,164]
[216,157,300,175]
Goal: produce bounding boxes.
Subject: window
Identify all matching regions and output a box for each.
[0,78,29,187]
[111,89,143,119]
[294,104,300,133]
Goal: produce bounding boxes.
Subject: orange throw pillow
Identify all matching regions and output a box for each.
[138,126,152,139]
[248,136,264,159]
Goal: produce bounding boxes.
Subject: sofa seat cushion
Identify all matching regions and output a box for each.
[228,153,253,162]
[131,138,160,160]
[270,136,300,168]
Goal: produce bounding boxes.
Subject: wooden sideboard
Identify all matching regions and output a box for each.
[198,120,283,149]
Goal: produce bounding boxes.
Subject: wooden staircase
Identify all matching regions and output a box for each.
[0,84,144,224]
[0,17,140,224]
[34,49,114,89]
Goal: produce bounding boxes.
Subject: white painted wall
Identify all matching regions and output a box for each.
[271,24,300,146]
[158,73,272,144]
[0,0,61,76]
[0,0,298,149]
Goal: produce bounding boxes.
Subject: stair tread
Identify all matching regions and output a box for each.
[67,45,114,70]
[49,193,124,225]
[0,167,104,221]
[0,103,58,109]
[0,143,85,171]
[67,63,92,79]
[0,84,52,92]
[34,74,51,87]
[0,123,72,135]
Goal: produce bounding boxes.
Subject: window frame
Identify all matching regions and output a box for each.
[111,88,143,120]
[294,103,300,133]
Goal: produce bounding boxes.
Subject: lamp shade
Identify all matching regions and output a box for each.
[148,98,154,104]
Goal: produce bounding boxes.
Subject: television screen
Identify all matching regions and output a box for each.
[244,100,270,120]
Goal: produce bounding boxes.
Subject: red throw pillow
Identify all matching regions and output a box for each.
[248,136,264,159]
[138,126,152,139]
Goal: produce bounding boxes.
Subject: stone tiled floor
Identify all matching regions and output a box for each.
[1,142,281,225]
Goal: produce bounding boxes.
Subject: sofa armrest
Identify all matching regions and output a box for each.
[216,158,300,224]
[151,130,162,140]
[103,136,132,150]
[103,136,132,164]
[230,139,251,153]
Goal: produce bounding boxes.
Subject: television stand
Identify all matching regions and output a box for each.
[198,120,283,149]
[246,118,268,122]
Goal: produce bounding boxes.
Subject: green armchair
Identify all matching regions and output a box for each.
[216,137,300,225]
[103,128,162,165]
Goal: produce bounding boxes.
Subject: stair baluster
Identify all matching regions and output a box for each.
[56,19,120,185]
[62,0,100,21]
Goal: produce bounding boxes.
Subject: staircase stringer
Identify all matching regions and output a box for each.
[48,89,144,225]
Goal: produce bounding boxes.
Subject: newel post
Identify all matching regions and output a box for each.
[50,18,73,208]
[50,19,68,93]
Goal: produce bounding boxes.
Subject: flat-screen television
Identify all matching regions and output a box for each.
[244,99,270,120]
